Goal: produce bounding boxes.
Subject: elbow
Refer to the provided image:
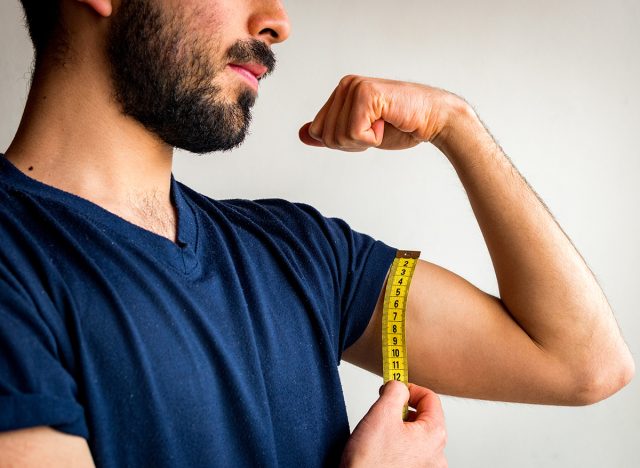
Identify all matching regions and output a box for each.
[572,351,636,406]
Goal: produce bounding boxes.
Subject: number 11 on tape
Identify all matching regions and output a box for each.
[382,249,420,420]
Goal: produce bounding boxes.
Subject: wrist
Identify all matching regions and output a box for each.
[431,95,483,158]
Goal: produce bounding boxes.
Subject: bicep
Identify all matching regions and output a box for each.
[342,259,580,405]
[0,426,95,468]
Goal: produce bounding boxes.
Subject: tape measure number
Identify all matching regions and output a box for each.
[382,250,420,420]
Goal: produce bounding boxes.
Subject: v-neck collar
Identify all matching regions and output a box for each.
[0,153,199,275]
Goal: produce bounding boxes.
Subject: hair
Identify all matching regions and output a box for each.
[18,0,69,68]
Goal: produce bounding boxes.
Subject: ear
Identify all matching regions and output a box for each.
[76,0,113,17]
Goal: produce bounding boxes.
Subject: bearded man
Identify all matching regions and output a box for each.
[0,1,634,467]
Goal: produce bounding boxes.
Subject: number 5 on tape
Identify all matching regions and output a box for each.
[382,249,420,420]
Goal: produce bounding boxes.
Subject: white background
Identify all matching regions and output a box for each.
[1,0,638,466]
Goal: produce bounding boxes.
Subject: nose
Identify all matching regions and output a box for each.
[247,1,291,45]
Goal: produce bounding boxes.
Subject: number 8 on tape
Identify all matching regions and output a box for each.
[382,249,420,420]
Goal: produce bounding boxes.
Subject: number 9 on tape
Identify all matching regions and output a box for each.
[382,249,420,420]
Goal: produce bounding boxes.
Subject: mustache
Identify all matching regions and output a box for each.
[226,39,277,79]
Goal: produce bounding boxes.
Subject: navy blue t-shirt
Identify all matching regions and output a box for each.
[0,154,397,467]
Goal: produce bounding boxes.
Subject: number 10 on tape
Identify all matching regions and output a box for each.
[382,250,420,420]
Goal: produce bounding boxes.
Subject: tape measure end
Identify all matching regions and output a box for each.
[396,250,421,259]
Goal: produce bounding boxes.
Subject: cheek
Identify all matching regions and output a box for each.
[168,0,247,77]
[183,0,241,39]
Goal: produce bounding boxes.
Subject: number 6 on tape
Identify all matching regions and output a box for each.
[382,249,420,420]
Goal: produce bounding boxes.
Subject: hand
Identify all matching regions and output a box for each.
[340,380,448,468]
[298,75,468,152]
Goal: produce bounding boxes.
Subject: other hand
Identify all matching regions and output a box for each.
[340,380,448,468]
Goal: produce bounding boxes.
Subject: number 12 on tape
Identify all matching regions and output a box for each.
[382,249,420,420]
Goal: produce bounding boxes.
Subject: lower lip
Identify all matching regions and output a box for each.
[228,65,259,90]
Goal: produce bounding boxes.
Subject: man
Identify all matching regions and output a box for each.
[0,0,633,467]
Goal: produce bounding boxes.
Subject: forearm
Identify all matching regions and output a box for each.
[433,102,634,389]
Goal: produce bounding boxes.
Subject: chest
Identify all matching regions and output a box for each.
[57,247,347,466]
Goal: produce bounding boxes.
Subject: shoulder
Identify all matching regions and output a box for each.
[177,181,320,216]
[177,181,343,236]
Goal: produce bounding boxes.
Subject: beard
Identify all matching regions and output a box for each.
[105,0,275,154]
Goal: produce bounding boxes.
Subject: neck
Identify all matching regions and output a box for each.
[4,56,175,212]
[3,57,179,243]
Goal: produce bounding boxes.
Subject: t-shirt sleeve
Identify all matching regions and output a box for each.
[324,212,398,353]
[0,264,88,438]
[244,198,398,360]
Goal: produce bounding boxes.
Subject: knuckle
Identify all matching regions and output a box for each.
[320,129,332,147]
[324,138,338,150]
[421,420,447,449]
[335,135,349,147]
[435,424,448,449]
[347,126,361,142]
[354,79,374,97]
[339,74,358,88]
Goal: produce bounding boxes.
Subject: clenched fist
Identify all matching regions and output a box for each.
[298,74,468,151]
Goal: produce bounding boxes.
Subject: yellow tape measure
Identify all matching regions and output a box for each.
[382,249,421,420]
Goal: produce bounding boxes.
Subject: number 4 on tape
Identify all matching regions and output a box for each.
[382,249,420,420]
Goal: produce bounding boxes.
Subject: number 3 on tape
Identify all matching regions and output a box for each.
[382,249,420,420]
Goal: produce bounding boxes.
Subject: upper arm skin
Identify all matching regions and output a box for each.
[342,259,586,406]
[0,426,95,468]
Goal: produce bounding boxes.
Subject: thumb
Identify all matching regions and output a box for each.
[366,380,409,424]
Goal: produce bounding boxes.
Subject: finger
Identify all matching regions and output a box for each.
[407,383,445,427]
[322,76,358,148]
[335,79,371,150]
[308,87,337,141]
[349,82,385,146]
[298,122,326,147]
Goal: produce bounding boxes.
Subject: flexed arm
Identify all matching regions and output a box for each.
[300,75,634,405]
